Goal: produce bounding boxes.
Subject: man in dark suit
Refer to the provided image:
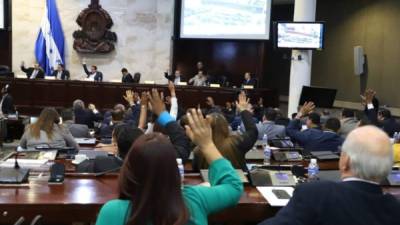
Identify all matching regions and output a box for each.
[72,99,102,129]
[20,61,45,79]
[61,108,91,138]
[242,72,257,87]
[259,126,400,225]
[51,64,70,80]
[121,68,134,83]
[363,89,400,137]
[83,63,103,82]
[0,84,16,115]
[165,70,185,84]
[286,102,343,152]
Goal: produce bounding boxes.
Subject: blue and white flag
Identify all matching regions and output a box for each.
[35,0,65,76]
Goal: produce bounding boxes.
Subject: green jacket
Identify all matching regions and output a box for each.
[95,158,243,225]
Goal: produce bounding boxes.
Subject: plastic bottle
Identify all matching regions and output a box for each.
[262,133,268,147]
[308,158,319,181]
[177,158,184,186]
[263,144,271,165]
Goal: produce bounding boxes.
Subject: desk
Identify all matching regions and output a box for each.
[0,78,279,115]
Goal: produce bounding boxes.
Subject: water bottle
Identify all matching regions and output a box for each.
[393,132,400,143]
[263,144,271,165]
[262,133,268,147]
[308,158,319,181]
[177,158,184,186]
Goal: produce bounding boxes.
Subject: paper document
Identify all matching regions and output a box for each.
[256,186,294,207]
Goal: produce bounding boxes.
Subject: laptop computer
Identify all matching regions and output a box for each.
[0,168,30,184]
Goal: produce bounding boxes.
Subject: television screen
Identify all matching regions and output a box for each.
[275,22,325,49]
[299,86,337,108]
[0,0,4,29]
[180,0,272,40]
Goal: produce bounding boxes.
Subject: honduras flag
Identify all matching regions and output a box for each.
[35,0,65,76]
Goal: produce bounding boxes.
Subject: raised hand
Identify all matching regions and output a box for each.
[88,103,97,111]
[140,92,149,107]
[168,81,176,97]
[185,109,222,163]
[236,91,250,112]
[148,88,166,116]
[296,101,315,119]
[123,90,135,106]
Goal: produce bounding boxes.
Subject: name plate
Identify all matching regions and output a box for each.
[144,80,155,84]
[243,85,254,89]
[177,82,187,86]
[210,84,221,88]
[45,76,56,80]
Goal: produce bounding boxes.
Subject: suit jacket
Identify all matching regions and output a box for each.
[365,108,400,137]
[243,78,257,87]
[260,181,400,225]
[121,73,134,83]
[257,121,286,139]
[74,108,102,129]
[63,120,91,138]
[1,94,15,114]
[339,117,358,138]
[21,66,45,79]
[286,119,344,152]
[52,70,70,80]
[83,64,103,82]
[165,73,185,83]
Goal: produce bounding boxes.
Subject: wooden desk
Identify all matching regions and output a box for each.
[0,78,279,115]
[1,160,399,225]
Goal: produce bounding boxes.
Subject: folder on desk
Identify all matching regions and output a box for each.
[201,169,249,183]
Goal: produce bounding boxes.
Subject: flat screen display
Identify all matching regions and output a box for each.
[180,0,272,40]
[275,22,325,49]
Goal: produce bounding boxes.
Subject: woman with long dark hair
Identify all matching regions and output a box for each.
[95,109,243,225]
[193,91,258,171]
[20,107,79,150]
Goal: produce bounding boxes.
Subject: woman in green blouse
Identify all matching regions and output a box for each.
[95,108,243,225]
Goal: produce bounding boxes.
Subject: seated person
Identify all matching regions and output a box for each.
[121,68,134,83]
[286,102,343,152]
[165,70,185,85]
[188,70,207,87]
[20,61,45,79]
[193,91,258,171]
[51,64,70,80]
[260,126,400,225]
[0,84,16,115]
[99,109,125,139]
[257,108,286,139]
[205,96,222,115]
[242,72,257,87]
[61,108,91,138]
[222,101,236,123]
[95,109,243,225]
[20,107,79,150]
[73,99,102,129]
[339,109,358,138]
[83,63,103,82]
[77,124,144,173]
[363,89,400,137]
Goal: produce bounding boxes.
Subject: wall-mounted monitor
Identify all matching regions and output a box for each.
[0,0,4,30]
[180,0,272,40]
[274,21,325,50]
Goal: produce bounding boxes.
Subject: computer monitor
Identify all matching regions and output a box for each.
[299,86,337,108]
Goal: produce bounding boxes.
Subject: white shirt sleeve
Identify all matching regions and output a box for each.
[145,122,154,134]
[169,97,178,120]
[367,103,374,110]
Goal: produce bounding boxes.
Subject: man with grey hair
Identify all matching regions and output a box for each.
[259,126,400,225]
[72,99,102,129]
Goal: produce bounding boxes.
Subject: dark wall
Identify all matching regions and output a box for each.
[0,0,11,68]
[313,0,400,107]
[172,1,293,94]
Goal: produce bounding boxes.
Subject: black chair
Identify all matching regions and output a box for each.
[133,72,141,83]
